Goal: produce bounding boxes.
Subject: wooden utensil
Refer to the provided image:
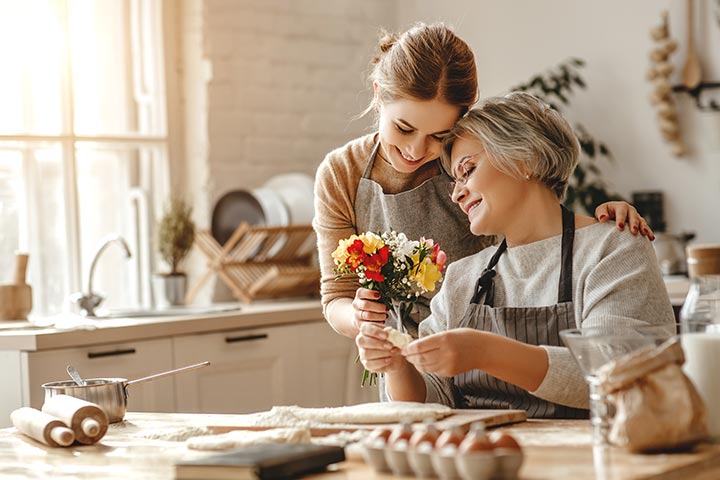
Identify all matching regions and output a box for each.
[0,253,32,321]
[682,0,702,90]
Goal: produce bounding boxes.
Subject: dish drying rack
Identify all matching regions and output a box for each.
[186,223,319,303]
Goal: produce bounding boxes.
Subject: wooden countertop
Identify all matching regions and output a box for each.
[0,298,322,351]
[2,412,719,479]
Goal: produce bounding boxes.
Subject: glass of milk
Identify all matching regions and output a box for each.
[680,272,720,441]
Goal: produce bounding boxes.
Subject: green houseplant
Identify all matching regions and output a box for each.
[512,58,625,213]
[153,197,195,307]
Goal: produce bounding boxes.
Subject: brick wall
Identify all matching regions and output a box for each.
[193,0,391,204]
[177,0,394,301]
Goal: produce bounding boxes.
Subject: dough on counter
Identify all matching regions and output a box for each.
[384,326,412,348]
[268,402,452,425]
[186,427,311,450]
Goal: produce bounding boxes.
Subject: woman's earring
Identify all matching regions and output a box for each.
[525,173,531,180]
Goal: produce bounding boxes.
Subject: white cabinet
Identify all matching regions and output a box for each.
[24,338,175,413]
[173,324,303,414]
[0,317,358,427]
[173,321,356,413]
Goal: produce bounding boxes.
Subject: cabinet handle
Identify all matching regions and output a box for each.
[225,333,268,344]
[87,348,137,359]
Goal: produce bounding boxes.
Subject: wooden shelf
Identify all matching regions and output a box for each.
[186,223,319,303]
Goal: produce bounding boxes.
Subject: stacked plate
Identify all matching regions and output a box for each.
[211,173,315,254]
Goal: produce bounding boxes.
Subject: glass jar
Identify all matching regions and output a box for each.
[680,244,720,440]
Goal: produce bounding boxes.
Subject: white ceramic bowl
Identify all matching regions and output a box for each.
[455,451,496,480]
[407,443,437,478]
[262,173,314,225]
[384,441,414,476]
[432,449,461,480]
[493,449,524,479]
[362,442,391,473]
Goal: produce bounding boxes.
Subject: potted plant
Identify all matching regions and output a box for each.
[153,197,195,307]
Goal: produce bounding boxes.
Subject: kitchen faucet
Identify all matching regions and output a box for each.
[70,235,132,316]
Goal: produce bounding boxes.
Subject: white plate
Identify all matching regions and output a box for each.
[263,173,314,225]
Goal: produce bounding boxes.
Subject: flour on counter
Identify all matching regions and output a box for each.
[136,425,213,442]
[186,427,311,451]
[255,402,453,425]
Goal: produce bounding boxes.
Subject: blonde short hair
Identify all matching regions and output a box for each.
[442,92,580,200]
[365,22,478,116]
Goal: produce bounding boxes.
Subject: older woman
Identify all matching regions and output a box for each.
[355,92,675,417]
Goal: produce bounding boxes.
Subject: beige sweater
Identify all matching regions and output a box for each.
[312,133,445,312]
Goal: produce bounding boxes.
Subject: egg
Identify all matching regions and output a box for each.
[458,424,493,454]
[489,431,522,450]
[366,427,392,446]
[434,426,465,450]
[387,422,413,446]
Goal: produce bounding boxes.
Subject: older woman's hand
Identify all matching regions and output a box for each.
[595,201,655,240]
[401,328,484,377]
[356,322,405,374]
[351,288,388,331]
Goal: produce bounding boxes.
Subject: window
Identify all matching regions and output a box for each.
[0,0,169,316]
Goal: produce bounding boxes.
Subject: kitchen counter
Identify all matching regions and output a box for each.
[1,412,719,479]
[0,298,322,351]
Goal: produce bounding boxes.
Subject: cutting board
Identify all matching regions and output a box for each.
[209,409,527,437]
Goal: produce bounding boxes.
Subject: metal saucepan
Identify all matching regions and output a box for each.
[41,361,210,423]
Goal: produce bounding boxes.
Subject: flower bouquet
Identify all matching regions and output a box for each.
[332,230,447,386]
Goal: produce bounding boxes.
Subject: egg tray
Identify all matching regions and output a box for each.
[362,441,523,480]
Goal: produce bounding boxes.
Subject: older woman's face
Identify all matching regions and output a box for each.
[449,137,527,236]
[377,97,460,173]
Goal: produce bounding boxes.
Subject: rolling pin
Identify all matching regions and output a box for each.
[42,395,109,445]
[0,252,32,320]
[11,407,75,447]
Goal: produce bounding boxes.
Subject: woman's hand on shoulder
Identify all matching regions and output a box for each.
[401,328,484,377]
[351,288,388,330]
[594,201,655,240]
[356,322,406,374]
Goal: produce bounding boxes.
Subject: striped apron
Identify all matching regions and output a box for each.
[454,205,588,419]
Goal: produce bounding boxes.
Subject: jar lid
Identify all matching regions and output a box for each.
[686,244,720,276]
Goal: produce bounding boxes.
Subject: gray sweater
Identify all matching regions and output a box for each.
[419,221,675,409]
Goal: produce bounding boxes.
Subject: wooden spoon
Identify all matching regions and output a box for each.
[682,0,702,90]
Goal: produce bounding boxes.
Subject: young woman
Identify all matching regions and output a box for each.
[313,23,652,352]
[355,92,674,417]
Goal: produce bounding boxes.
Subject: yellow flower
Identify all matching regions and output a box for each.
[358,232,384,254]
[332,235,359,264]
[411,259,443,292]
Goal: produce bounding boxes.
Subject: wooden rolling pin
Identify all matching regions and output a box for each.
[0,252,32,320]
[11,407,75,447]
[42,395,109,445]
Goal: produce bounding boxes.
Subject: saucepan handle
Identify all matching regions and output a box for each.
[126,361,211,387]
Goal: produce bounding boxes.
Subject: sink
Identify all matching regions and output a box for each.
[94,304,242,319]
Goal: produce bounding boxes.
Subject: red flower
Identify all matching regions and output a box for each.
[346,239,367,270]
[364,245,389,282]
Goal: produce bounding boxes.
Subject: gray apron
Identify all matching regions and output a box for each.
[453,205,588,419]
[355,142,489,338]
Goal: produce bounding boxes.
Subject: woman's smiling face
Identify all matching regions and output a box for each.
[377,97,461,173]
[449,136,527,236]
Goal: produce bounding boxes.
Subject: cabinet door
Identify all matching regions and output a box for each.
[26,338,175,413]
[173,324,302,414]
[296,322,357,408]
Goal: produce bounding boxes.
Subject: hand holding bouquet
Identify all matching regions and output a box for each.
[332,230,447,385]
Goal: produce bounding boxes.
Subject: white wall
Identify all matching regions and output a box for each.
[398,0,720,243]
